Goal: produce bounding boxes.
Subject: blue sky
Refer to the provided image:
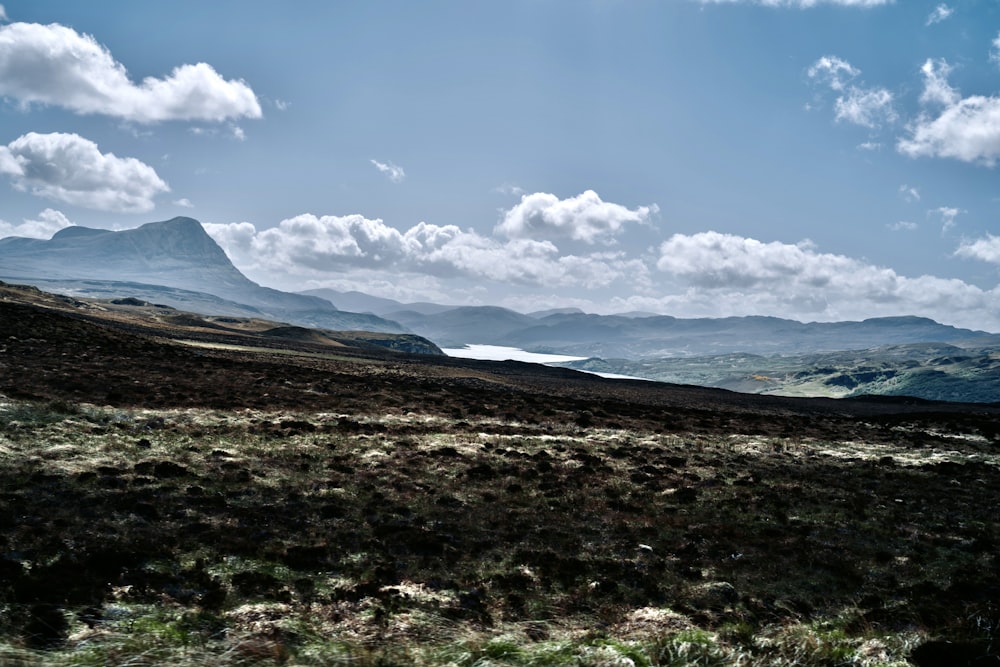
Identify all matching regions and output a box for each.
[2,0,1000,330]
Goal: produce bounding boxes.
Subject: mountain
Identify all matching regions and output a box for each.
[526,307,585,318]
[0,218,406,333]
[299,287,456,316]
[385,306,541,348]
[388,307,1000,358]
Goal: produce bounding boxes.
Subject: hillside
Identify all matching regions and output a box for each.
[1,282,999,665]
[312,295,1000,358]
[562,343,1000,403]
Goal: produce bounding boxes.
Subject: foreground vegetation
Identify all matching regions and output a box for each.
[2,398,998,666]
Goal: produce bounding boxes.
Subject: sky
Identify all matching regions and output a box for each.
[2,1,1000,331]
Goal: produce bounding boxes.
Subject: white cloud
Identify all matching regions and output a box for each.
[205,216,1000,331]
[0,21,261,123]
[807,56,859,92]
[899,97,1000,165]
[930,206,962,234]
[834,86,895,127]
[0,144,19,174]
[370,159,405,183]
[0,132,169,212]
[0,5,7,22]
[899,59,1000,165]
[918,59,959,107]
[697,0,893,6]
[496,190,657,245]
[887,221,918,231]
[858,141,882,151]
[992,33,1000,69]
[809,56,895,128]
[925,3,953,25]
[174,198,194,208]
[898,185,920,203]
[205,211,642,290]
[0,208,73,239]
[651,230,1000,329]
[955,234,1000,264]
[494,183,526,196]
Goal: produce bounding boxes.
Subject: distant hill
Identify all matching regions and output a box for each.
[299,287,456,316]
[0,218,406,333]
[560,342,1000,403]
[386,307,1000,358]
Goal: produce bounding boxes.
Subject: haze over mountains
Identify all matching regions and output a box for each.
[303,286,1000,358]
[2,217,999,402]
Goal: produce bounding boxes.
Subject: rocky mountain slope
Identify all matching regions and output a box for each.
[0,218,405,333]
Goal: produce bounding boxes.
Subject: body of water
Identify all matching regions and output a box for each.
[442,344,651,382]
[441,344,586,364]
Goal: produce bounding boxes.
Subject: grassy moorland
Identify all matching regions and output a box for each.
[1,283,999,666]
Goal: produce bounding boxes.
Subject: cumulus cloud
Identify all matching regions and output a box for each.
[174,198,194,208]
[899,59,1000,165]
[925,3,953,25]
[0,132,169,212]
[0,21,261,123]
[955,234,1000,264]
[205,215,1000,331]
[205,212,641,290]
[0,5,7,22]
[696,0,892,6]
[370,159,405,183]
[651,230,1000,328]
[496,190,658,245]
[0,208,73,239]
[809,55,895,128]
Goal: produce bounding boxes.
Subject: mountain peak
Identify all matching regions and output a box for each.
[143,216,204,231]
[51,226,108,241]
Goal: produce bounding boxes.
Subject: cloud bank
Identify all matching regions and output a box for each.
[201,191,1000,331]
[0,132,169,212]
[206,213,643,290]
[0,21,261,123]
[647,231,999,327]
[0,208,73,239]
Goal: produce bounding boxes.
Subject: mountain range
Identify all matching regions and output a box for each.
[303,287,1000,357]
